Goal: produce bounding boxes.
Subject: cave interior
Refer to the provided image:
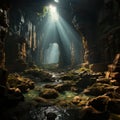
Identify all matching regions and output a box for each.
[0,0,120,120]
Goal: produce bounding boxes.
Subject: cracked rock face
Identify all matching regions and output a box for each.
[0,3,9,96]
[0,6,9,68]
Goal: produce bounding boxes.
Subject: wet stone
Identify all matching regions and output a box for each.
[40,88,59,99]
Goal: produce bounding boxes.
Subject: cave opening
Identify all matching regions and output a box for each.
[43,42,60,64]
[40,5,84,69]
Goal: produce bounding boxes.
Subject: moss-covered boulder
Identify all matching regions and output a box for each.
[54,81,74,93]
[23,68,53,82]
[72,96,81,105]
[40,88,59,99]
[87,96,110,112]
[8,73,34,93]
[83,83,119,96]
[79,106,109,120]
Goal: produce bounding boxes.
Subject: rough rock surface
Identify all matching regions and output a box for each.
[40,88,59,99]
[8,73,35,93]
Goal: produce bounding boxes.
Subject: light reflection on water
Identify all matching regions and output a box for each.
[29,106,69,120]
[23,77,90,120]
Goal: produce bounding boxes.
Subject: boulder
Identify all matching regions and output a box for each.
[54,81,73,92]
[87,96,110,112]
[83,83,118,96]
[72,96,81,104]
[8,73,35,93]
[40,89,59,99]
[79,106,109,120]
[23,68,52,82]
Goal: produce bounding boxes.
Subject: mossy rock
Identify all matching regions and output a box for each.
[23,68,52,81]
[54,81,74,93]
[83,83,117,96]
[8,73,35,93]
[40,88,59,99]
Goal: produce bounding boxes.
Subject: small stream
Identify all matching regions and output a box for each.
[23,72,86,120]
[21,71,120,120]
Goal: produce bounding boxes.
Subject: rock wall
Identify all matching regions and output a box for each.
[5,6,41,71]
[71,0,120,71]
[0,2,9,95]
[0,3,9,68]
[98,0,120,64]
[71,0,104,65]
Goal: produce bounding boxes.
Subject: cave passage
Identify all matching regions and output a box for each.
[1,0,120,120]
[43,42,60,64]
[42,6,83,66]
[5,1,84,70]
[41,4,83,68]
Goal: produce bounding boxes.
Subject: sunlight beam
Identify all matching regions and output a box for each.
[49,5,59,21]
[54,0,59,3]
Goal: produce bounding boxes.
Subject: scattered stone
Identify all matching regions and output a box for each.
[78,100,87,107]
[79,106,109,120]
[83,83,118,96]
[23,68,52,82]
[8,73,35,93]
[54,81,73,92]
[87,95,110,112]
[72,96,81,104]
[40,89,59,99]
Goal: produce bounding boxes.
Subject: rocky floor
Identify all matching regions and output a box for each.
[0,66,120,120]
